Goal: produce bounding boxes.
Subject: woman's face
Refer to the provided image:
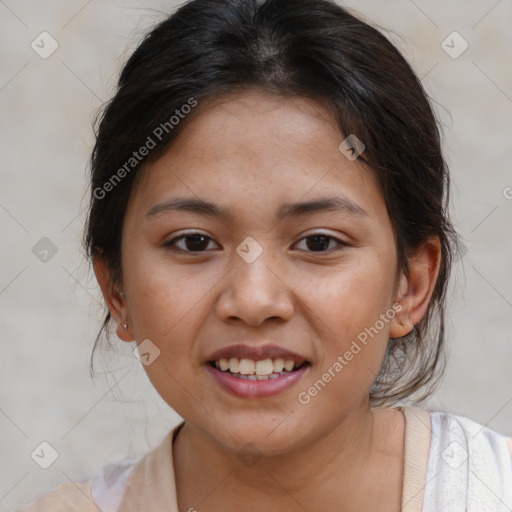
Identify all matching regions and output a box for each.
[116,90,405,454]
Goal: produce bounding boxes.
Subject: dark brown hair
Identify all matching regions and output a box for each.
[84,0,459,406]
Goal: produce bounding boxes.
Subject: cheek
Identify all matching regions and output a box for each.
[122,248,222,343]
[121,252,212,407]
[303,251,396,328]
[301,252,396,385]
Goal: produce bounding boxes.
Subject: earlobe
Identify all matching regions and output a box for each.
[389,313,415,338]
[114,319,133,342]
[389,236,441,339]
[93,252,133,342]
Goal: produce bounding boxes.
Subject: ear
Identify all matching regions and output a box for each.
[93,251,133,342]
[389,236,442,338]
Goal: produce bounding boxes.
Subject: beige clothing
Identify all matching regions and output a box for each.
[16,406,512,511]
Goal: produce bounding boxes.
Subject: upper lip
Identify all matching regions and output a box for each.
[206,344,308,364]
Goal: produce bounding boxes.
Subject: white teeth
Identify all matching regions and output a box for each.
[273,358,285,372]
[284,360,295,371]
[239,359,256,375]
[255,359,273,376]
[213,357,305,376]
[229,357,239,373]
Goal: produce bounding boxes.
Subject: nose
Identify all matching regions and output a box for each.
[215,249,295,327]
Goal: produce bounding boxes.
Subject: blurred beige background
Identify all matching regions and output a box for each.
[1,0,511,508]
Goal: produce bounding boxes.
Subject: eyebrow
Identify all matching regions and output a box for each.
[145,195,368,220]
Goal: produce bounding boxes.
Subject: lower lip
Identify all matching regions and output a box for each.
[206,364,310,399]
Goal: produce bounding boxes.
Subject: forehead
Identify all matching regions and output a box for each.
[128,90,386,223]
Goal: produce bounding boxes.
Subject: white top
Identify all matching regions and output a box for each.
[422,410,512,511]
[16,406,512,511]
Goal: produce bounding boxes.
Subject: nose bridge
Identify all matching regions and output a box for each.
[232,237,280,293]
[215,236,294,324]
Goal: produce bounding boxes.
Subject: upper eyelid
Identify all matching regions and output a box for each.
[166,230,348,250]
[166,231,219,247]
[168,228,345,238]
[167,229,345,241]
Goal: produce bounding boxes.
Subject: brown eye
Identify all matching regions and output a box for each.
[306,235,331,251]
[165,233,219,252]
[294,234,347,252]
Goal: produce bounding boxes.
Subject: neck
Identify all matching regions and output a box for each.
[173,404,401,511]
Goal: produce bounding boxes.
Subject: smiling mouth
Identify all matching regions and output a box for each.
[208,357,310,380]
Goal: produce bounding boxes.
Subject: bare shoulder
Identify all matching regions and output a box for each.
[14,480,98,512]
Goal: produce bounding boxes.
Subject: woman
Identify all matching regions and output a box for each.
[18,0,512,510]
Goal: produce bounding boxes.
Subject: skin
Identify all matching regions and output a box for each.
[95,89,441,511]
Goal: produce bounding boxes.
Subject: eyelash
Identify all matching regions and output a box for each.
[164,231,349,254]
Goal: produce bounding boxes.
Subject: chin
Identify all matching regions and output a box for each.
[206,411,313,458]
